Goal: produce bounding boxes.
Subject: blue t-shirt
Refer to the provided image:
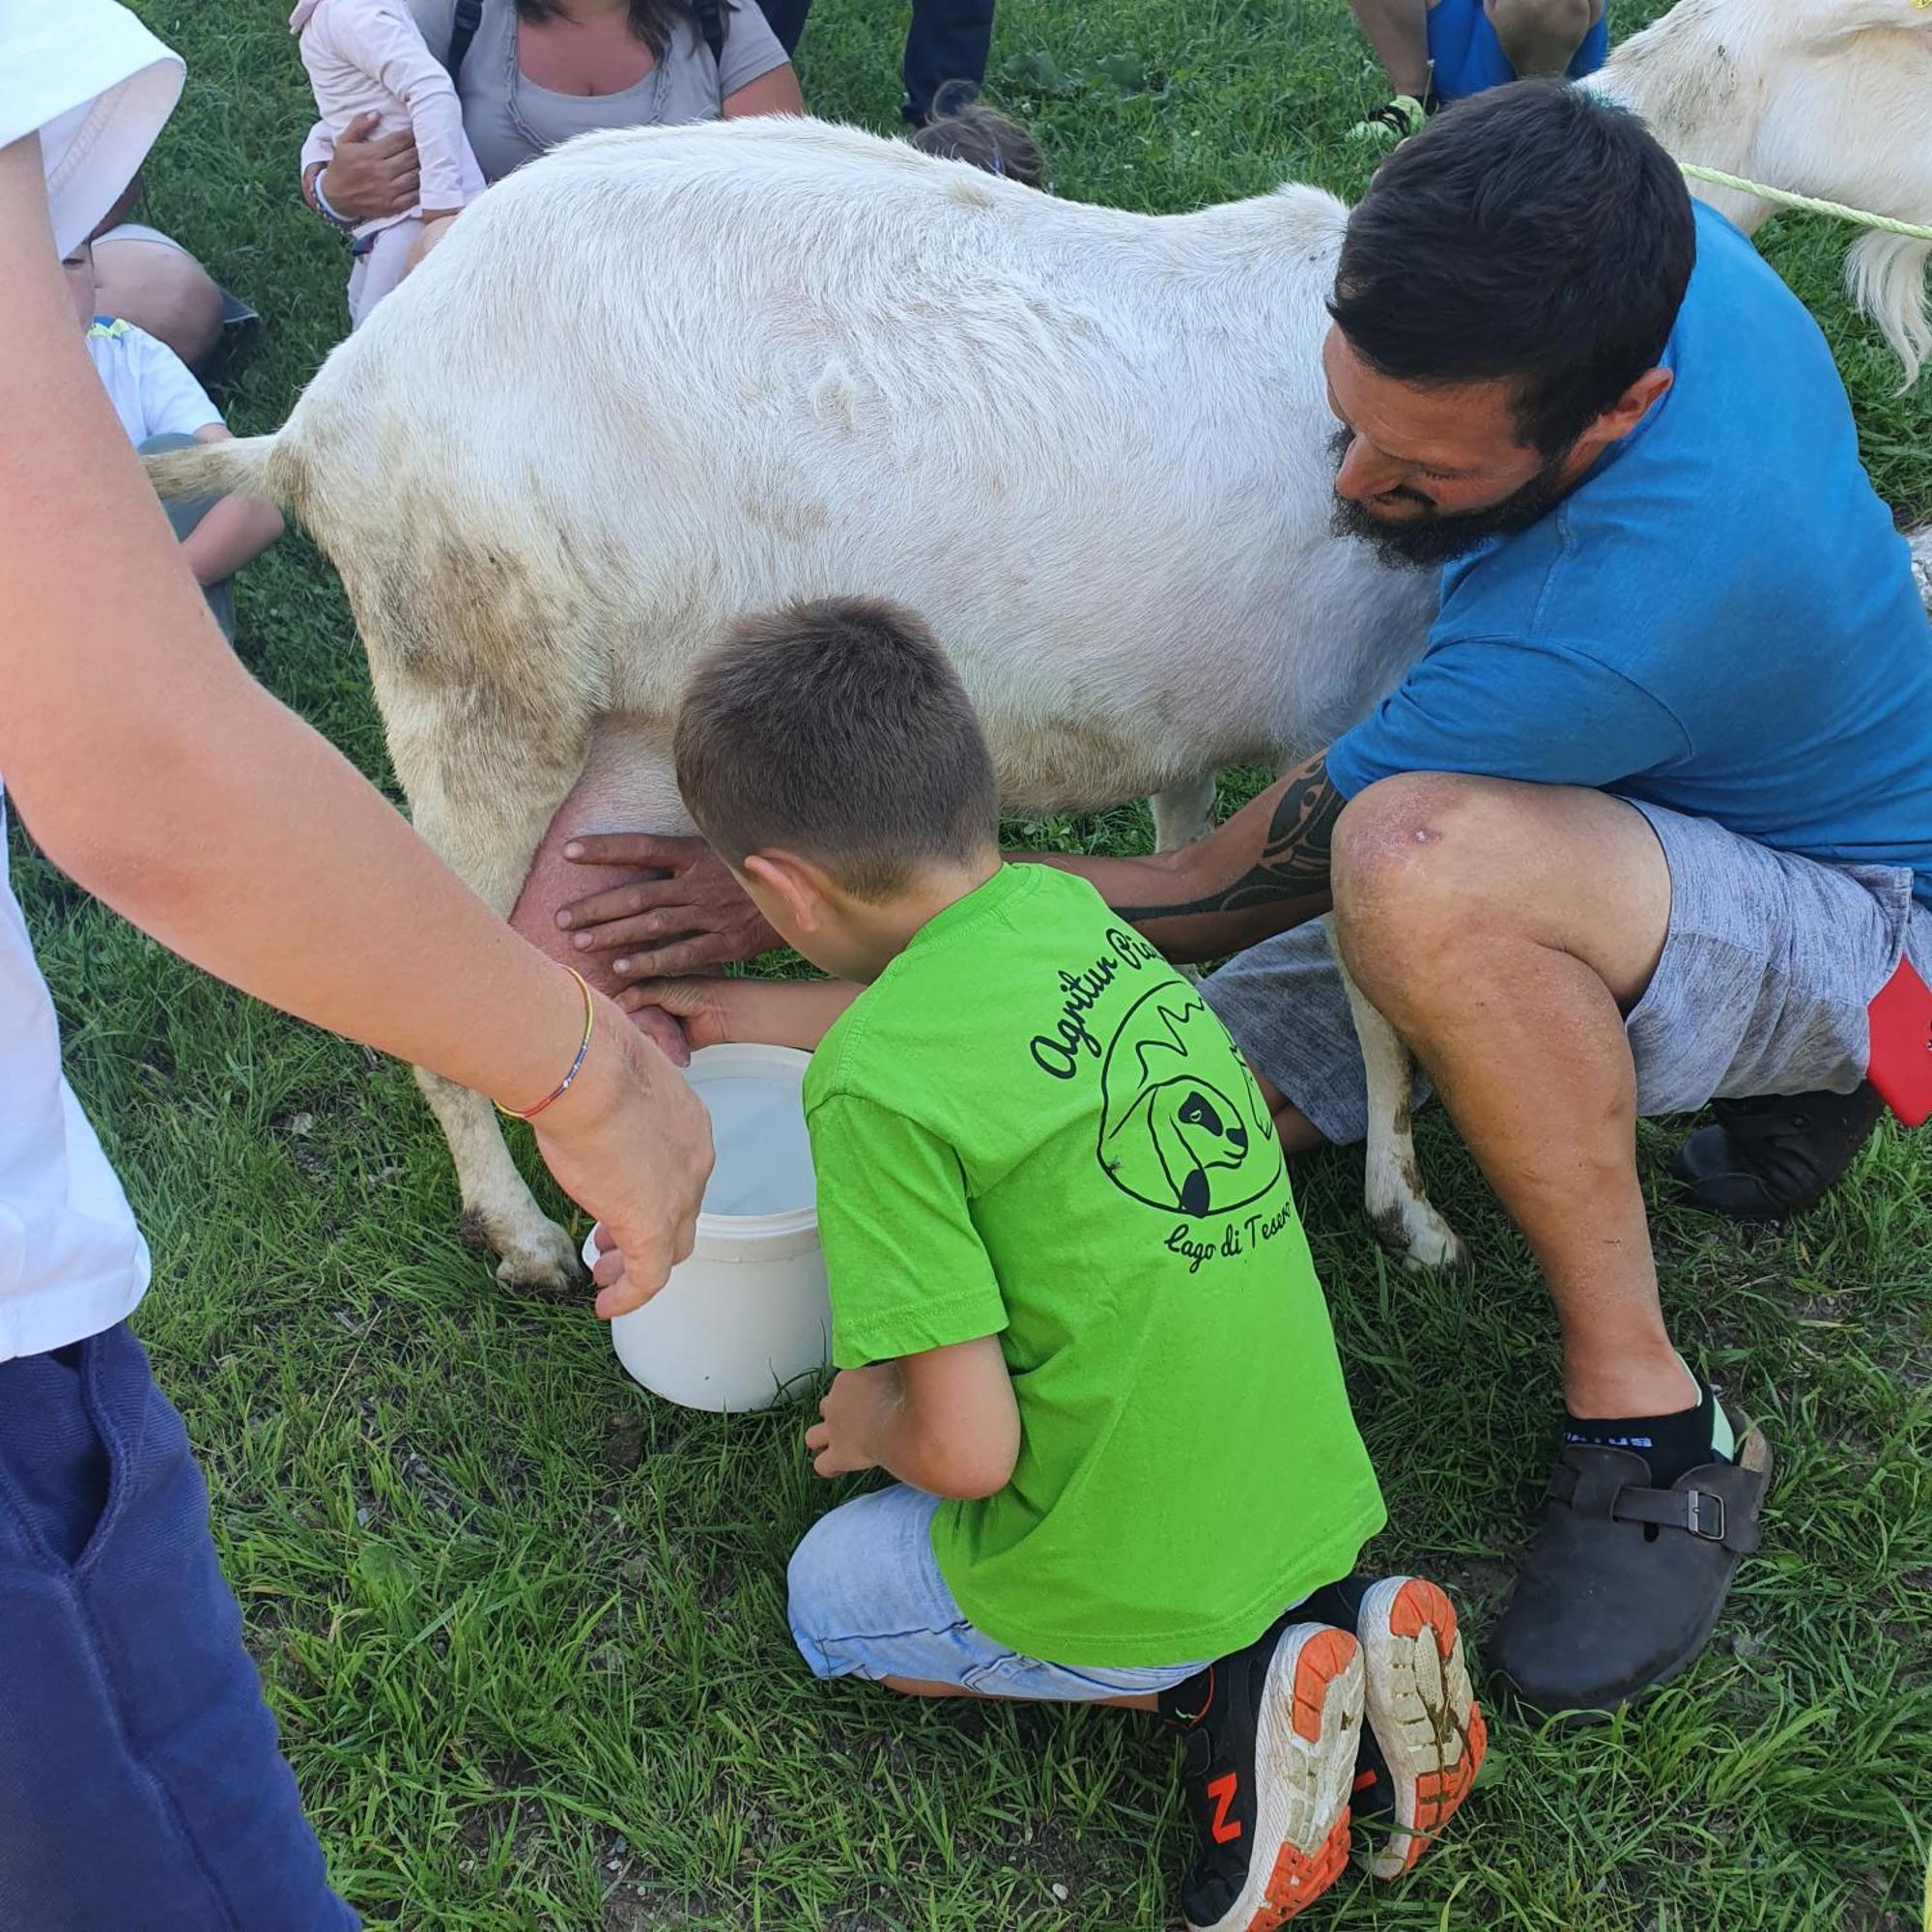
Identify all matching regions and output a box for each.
[1328,203,1932,907]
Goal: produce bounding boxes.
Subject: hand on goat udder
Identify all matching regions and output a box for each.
[608,977,742,1068]
[554,831,780,980]
[508,830,771,1065]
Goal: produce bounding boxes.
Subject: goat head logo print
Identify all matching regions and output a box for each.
[1096,988,1284,1217]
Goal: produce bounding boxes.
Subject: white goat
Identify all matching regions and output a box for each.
[1603,0,1932,384]
[149,0,1931,1291]
[156,122,1438,1288]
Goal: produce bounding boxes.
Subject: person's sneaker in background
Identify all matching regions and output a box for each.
[1161,1619,1365,1929]
[1348,94,1430,144]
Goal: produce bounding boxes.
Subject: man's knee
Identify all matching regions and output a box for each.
[1486,0,1596,72]
[1330,773,1530,995]
[92,241,223,369]
[1335,773,1513,918]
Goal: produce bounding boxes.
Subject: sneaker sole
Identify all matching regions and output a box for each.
[1188,1624,1364,1932]
[1357,1577,1486,1881]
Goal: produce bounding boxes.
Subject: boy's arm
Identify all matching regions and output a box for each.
[177,427,283,587]
[619,974,861,1060]
[805,1094,1015,1492]
[808,1339,1019,1500]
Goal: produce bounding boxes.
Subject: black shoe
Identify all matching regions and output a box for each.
[1488,1426,1773,1717]
[1669,1083,1885,1221]
[1300,1575,1486,1880]
[1165,1619,1364,1929]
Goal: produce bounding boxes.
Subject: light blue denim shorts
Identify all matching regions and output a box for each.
[787,1484,1205,1701]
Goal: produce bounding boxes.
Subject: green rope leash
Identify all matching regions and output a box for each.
[1677,164,1932,244]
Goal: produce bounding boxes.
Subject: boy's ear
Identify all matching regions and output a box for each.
[740,849,833,932]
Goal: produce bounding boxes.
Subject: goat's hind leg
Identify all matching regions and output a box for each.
[377,678,595,1294]
[411,764,591,1291]
[1149,773,1218,982]
[1330,920,1467,1272]
[1150,772,1218,853]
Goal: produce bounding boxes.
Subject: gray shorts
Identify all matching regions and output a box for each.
[1204,799,1932,1145]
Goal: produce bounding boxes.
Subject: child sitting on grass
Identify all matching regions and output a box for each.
[631,597,1486,1928]
[62,241,282,643]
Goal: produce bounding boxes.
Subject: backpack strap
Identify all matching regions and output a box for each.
[446,0,484,83]
[693,0,725,69]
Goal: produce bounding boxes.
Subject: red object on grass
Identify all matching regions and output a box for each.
[1867,954,1932,1128]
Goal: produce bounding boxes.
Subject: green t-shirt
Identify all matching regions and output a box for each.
[804,864,1385,1668]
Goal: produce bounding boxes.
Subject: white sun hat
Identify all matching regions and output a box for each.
[0,0,185,255]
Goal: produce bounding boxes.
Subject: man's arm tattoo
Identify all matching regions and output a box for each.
[1118,756,1344,923]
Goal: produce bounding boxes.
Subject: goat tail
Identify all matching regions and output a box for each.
[143,433,285,505]
[1845,228,1931,392]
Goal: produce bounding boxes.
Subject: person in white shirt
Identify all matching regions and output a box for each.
[0,10,710,1925]
[64,236,284,638]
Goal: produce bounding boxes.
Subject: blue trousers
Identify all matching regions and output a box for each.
[756,0,997,123]
[0,1322,356,1932]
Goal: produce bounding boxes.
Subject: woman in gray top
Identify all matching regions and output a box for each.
[304,0,800,233]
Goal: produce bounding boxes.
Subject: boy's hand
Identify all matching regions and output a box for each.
[557,832,779,978]
[805,1365,901,1478]
[613,977,737,1065]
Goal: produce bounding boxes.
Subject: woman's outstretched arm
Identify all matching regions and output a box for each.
[0,130,709,1313]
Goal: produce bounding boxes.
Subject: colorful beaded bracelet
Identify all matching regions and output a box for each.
[497,968,595,1122]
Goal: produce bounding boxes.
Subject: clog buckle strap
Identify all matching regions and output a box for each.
[1545,1457,1759,1555]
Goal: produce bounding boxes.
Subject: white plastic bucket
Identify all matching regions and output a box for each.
[586,1041,831,1412]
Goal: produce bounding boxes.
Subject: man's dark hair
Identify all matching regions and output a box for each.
[1328,81,1696,457]
[674,597,999,900]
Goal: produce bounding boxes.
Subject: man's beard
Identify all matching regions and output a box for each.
[1327,427,1575,571]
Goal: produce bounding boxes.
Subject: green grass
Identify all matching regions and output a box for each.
[21,0,1931,1924]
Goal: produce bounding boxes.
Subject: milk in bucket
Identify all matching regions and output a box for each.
[585,1042,831,1411]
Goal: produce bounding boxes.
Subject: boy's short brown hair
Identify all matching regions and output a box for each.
[674,597,999,900]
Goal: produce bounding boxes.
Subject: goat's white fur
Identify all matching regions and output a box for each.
[1330,924,1469,1271]
[146,0,1931,1287]
[1599,0,1932,385]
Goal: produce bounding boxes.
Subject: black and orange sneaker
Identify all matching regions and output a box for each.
[1161,1619,1365,1930]
[1306,1575,1486,1881]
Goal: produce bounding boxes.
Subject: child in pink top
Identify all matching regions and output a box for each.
[290,0,486,327]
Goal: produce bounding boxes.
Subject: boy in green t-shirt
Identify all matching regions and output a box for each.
[633,598,1486,1928]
